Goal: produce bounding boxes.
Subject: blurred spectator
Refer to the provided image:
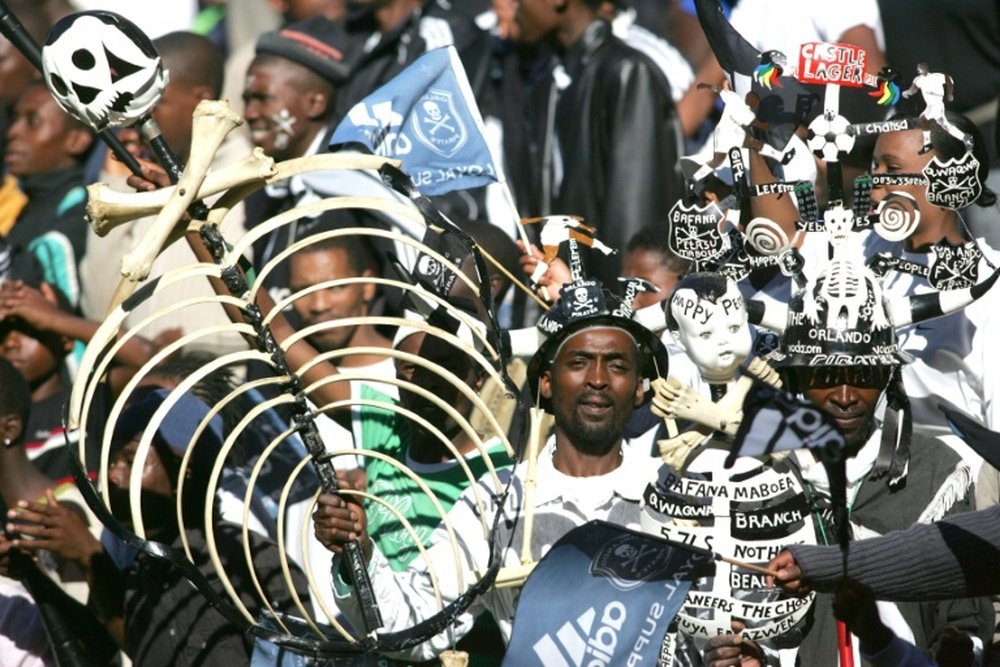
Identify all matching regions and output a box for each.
[270,0,347,22]
[221,0,349,116]
[602,0,694,103]
[338,0,492,118]
[4,83,94,309]
[514,0,683,286]
[0,278,155,482]
[287,233,396,451]
[69,0,198,39]
[96,388,310,663]
[620,226,690,310]
[241,18,352,301]
[0,356,116,663]
[0,1,47,168]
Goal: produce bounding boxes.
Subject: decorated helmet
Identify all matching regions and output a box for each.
[526,278,669,409]
[42,11,168,131]
[775,269,908,369]
[763,260,1000,482]
[754,260,1000,370]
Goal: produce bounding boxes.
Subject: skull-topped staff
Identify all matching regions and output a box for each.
[0,0,142,175]
[37,5,388,642]
[41,11,180,182]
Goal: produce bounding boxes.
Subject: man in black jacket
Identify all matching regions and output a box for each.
[514,0,684,285]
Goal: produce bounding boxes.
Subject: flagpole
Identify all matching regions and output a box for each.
[499,179,533,250]
[478,245,550,310]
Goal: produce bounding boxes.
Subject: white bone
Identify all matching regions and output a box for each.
[119,100,242,282]
[87,148,276,234]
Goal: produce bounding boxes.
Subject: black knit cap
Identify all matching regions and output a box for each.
[255,16,351,84]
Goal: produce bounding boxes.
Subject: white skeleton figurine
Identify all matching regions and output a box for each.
[652,274,780,467]
[903,62,972,150]
[687,80,792,182]
[522,215,616,285]
[803,205,890,329]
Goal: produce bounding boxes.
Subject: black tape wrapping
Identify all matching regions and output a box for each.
[62,167,522,655]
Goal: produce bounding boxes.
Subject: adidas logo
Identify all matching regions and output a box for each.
[531,601,626,666]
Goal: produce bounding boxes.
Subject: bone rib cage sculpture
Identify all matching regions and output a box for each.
[67,98,520,655]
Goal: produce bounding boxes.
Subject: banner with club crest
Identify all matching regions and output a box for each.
[330,45,501,196]
[503,521,710,667]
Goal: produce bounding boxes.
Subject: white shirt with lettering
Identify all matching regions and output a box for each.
[332,436,653,661]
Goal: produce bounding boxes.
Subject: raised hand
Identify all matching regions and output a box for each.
[704,629,764,667]
[0,281,63,331]
[832,578,893,655]
[6,490,103,570]
[767,549,811,595]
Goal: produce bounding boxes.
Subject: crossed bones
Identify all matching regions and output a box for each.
[651,356,782,469]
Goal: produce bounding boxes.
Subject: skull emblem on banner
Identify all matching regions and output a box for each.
[42,11,168,130]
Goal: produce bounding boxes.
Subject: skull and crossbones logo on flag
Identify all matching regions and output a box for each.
[411,88,468,158]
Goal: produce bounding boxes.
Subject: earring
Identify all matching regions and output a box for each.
[2,438,13,448]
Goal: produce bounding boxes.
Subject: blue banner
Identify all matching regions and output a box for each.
[503,520,710,667]
[330,46,500,196]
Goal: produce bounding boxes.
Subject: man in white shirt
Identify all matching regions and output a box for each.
[311,277,668,660]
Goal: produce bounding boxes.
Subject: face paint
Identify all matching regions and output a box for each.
[271,108,296,151]
[873,192,921,241]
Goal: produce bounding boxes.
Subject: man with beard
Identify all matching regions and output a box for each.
[312,277,668,660]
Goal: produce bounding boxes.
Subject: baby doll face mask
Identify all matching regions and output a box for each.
[670,278,751,383]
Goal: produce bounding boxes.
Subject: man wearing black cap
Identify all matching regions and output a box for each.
[245,17,351,163]
[312,277,666,659]
[242,16,355,302]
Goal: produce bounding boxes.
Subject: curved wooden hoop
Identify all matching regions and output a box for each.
[75,327,259,501]
[209,153,402,217]
[307,393,495,537]
[303,346,515,467]
[275,275,497,361]
[69,261,243,428]
[298,325,503,431]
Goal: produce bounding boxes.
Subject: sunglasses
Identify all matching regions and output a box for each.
[787,365,893,392]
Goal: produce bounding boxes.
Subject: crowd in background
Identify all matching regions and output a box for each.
[0,0,997,665]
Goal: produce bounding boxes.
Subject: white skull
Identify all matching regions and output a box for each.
[614,543,637,560]
[423,100,442,121]
[42,11,168,130]
[823,205,854,246]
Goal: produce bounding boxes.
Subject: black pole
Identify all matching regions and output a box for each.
[0,0,143,175]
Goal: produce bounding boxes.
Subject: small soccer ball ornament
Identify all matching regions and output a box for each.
[807,111,855,162]
[42,11,168,131]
